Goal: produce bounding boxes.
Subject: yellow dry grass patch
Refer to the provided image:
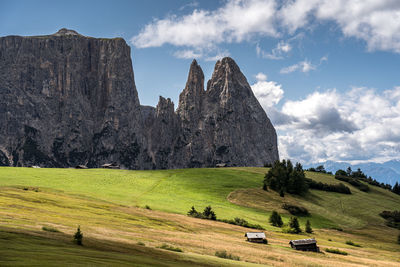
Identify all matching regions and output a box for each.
[1,186,399,266]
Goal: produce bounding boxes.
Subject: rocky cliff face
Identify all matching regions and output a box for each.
[0,29,148,168]
[0,29,278,168]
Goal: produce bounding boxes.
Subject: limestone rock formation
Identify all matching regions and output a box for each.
[177,57,279,167]
[0,29,148,168]
[0,29,278,169]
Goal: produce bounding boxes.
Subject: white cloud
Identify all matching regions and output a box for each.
[205,50,231,61]
[131,0,277,49]
[132,0,400,54]
[280,0,400,53]
[257,41,292,60]
[173,49,203,59]
[280,60,316,74]
[274,87,400,163]
[280,56,327,74]
[251,72,284,108]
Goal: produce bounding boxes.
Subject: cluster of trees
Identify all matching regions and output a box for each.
[335,171,370,192]
[187,205,216,220]
[282,204,310,216]
[305,178,351,194]
[219,217,264,230]
[269,211,312,234]
[392,182,400,195]
[379,210,400,229]
[307,165,332,175]
[336,167,396,193]
[263,160,308,196]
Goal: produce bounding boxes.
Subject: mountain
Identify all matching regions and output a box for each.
[306,160,400,185]
[0,29,279,169]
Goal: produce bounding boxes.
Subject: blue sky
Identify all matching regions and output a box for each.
[2,0,400,164]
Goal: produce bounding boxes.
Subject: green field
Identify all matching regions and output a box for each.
[0,167,399,266]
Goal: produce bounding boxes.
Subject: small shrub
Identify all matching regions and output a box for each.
[23,187,29,191]
[328,239,332,241]
[269,211,283,227]
[137,241,145,246]
[305,220,313,233]
[325,248,348,255]
[42,226,60,233]
[215,250,240,261]
[144,205,151,210]
[282,204,309,216]
[218,217,264,230]
[346,240,361,247]
[159,244,183,252]
[73,225,83,245]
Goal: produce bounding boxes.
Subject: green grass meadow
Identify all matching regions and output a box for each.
[0,166,399,266]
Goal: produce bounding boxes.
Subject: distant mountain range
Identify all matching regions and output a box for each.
[305,160,400,186]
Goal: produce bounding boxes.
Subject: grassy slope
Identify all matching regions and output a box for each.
[0,167,399,266]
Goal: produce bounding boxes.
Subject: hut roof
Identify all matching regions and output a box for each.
[245,232,266,239]
[289,238,317,246]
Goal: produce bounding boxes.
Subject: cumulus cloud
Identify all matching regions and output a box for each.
[274,87,400,163]
[251,72,284,108]
[131,0,277,49]
[131,0,400,54]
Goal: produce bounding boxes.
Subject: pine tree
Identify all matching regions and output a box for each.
[203,205,216,220]
[279,189,285,197]
[289,217,302,234]
[269,211,283,227]
[392,182,400,195]
[305,220,313,233]
[187,206,199,217]
[74,225,83,245]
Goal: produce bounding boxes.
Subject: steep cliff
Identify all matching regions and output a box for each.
[0,29,148,168]
[0,29,278,168]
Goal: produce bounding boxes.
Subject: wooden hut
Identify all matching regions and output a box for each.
[245,232,266,243]
[101,163,120,169]
[215,163,227,167]
[75,165,88,169]
[289,238,319,252]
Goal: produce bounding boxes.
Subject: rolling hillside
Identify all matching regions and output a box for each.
[0,167,399,266]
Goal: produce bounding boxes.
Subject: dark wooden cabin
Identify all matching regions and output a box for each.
[245,232,266,243]
[289,238,319,252]
[75,165,88,169]
[101,163,120,169]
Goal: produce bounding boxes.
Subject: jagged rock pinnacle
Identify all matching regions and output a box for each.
[177,58,205,124]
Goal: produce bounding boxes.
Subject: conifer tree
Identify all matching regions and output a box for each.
[305,220,313,233]
[289,217,302,234]
[269,211,283,227]
[74,225,83,245]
